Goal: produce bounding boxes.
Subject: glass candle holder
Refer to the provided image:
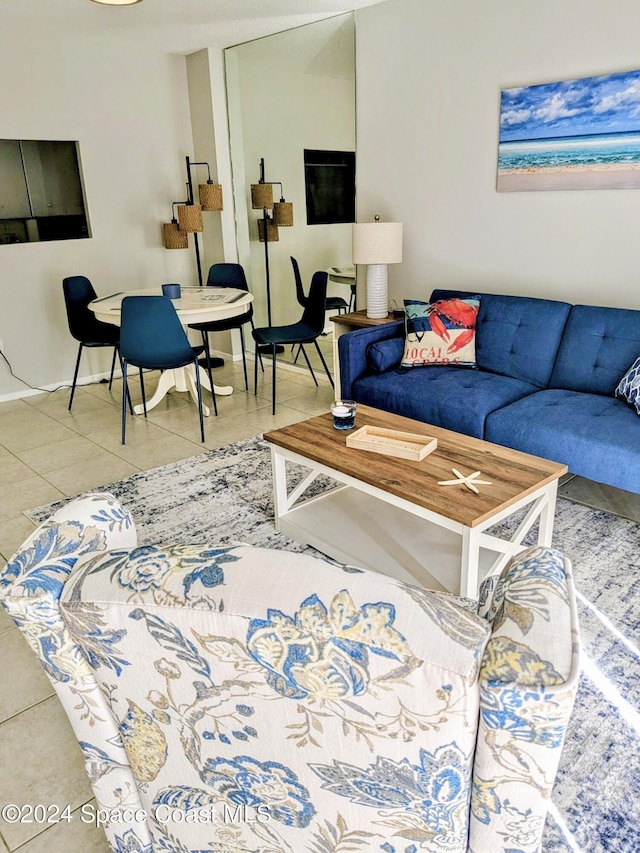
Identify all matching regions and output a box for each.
[332,400,357,430]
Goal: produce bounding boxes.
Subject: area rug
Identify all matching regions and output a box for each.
[25,435,640,853]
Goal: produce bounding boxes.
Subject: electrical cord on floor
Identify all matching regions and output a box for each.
[0,345,153,395]
[0,346,73,393]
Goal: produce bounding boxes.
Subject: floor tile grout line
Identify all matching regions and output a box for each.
[0,690,57,728]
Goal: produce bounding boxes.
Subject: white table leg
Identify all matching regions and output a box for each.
[271,447,287,532]
[132,362,240,418]
[537,480,558,546]
[133,369,182,415]
[198,364,233,398]
[460,527,481,599]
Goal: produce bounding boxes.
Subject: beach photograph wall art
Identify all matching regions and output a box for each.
[497,69,640,191]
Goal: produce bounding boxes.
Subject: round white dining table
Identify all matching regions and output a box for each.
[89,286,254,417]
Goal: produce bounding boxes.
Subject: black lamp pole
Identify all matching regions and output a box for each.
[185,155,204,287]
[257,158,275,325]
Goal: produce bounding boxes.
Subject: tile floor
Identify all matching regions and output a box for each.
[0,357,334,852]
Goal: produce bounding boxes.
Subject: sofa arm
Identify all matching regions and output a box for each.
[0,493,152,853]
[469,546,580,853]
[338,319,404,398]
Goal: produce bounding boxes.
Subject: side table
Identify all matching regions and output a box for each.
[331,309,398,398]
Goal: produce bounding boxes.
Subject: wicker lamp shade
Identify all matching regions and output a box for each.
[199,182,223,211]
[273,201,294,227]
[177,203,203,233]
[251,183,274,209]
[258,218,279,242]
[163,222,188,249]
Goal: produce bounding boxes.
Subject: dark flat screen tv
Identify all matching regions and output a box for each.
[304,149,355,225]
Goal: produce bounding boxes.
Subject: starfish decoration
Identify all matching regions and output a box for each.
[437,467,493,494]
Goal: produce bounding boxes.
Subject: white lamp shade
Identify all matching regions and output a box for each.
[352,221,403,265]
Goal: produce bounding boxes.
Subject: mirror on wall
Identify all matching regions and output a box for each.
[0,139,90,244]
[224,13,356,373]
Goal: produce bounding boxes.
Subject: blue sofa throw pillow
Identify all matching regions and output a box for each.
[366,337,405,373]
[615,356,640,415]
[401,296,480,367]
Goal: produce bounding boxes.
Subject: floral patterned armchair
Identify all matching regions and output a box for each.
[1,493,579,853]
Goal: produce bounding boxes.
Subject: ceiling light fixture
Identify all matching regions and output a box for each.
[91,0,143,6]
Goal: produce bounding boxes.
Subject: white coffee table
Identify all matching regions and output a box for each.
[264,405,567,598]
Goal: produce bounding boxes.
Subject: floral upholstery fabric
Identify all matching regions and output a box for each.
[0,494,579,853]
[470,547,580,851]
[0,493,152,852]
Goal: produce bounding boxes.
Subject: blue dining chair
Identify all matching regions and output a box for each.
[62,276,120,410]
[252,271,334,415]
[291,256,349,316]
[119,296,214,444]
[289,256,348,364]
[187,262,263,390]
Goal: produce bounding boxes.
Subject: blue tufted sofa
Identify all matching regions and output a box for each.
[339,289,640,494]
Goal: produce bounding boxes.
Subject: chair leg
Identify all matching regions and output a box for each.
[271,343,277,415]
[250,319,264,372]
[254,341,259,396]
[314,339,335,388]
[139,368,147,417]
[108,347,117,390]
[201,331,217,416]
[194,358,205,442]
[118,352,134,415]
[68,343,83,410]
[239,326,249,391]
[121,360,128,444]
[299,345,318,386]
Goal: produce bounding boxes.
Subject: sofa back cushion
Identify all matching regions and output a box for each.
[550,304,640,394]
[431,290,571,388]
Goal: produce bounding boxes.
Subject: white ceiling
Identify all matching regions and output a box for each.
[0,0,386,53]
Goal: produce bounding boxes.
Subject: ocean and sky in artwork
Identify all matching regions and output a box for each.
[497,69,640,191]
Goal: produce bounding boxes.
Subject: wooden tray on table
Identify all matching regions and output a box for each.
[346,425,438,461]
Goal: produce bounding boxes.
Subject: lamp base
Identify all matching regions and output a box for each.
[366,264,389,319]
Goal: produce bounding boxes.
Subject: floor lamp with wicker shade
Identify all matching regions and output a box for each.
[162,156,223,287]
[251,157,294,329]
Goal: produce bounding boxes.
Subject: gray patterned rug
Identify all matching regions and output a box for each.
[26,435,640,853]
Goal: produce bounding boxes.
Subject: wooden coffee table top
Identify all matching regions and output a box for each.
[263,405,567,528]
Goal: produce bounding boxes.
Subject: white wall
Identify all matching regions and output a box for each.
[355,0,640,309]
[0,30,196,398]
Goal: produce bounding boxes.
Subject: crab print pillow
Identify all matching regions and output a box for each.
[402,296,480,367]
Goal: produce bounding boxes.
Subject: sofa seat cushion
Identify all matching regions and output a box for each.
[352,366,539,438]
[485,388,640,491]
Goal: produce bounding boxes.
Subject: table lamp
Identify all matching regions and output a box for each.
[352,216,403,319]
